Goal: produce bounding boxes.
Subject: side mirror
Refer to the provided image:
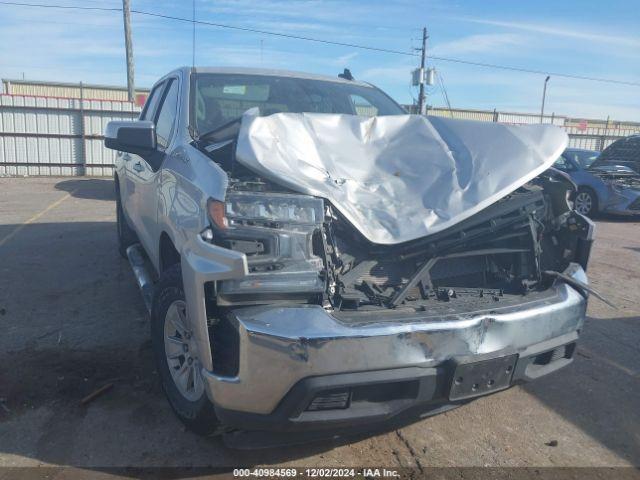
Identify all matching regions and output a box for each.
[104,120,156,155]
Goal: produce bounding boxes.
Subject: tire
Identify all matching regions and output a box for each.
[116,192,138,259]
[574,187,598,217]
[151,264,222,435]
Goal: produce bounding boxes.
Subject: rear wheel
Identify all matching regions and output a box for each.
[151,264,222,435]
[574,188,598,217]
[116,192,137,258]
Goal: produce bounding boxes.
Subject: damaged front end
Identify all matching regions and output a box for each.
[591,166,640,214]
[195,113,593,316]
[198,165,593,316]
[325,174,593,315]
[188,112,594,426]
[207,187,326,306]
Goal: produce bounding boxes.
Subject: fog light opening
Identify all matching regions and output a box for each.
[305,390,351,411]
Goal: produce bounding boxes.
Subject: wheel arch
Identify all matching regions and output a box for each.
[159,231,181,274]
[114,171,121,194]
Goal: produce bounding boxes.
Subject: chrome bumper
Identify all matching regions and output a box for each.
[183,236,588,414]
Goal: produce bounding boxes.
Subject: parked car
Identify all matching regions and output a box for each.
[104,67,594,441]
[554,147,640,216]
[594,134,640,174]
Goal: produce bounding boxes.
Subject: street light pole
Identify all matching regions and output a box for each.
[540,75,550,123]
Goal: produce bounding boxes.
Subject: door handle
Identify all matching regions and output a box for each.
[133,162,144,172]
[122,153,131,162]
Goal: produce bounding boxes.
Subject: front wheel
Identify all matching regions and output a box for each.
[574,188,598,217]
[151,264,222,435]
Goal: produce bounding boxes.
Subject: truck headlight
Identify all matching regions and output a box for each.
[205,192,326,303]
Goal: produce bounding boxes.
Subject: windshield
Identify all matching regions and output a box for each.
[193,73,405,134]
[564,150,599,169]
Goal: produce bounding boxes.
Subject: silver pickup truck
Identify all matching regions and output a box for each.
[105,67,594,439]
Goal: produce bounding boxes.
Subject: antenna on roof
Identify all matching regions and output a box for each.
[338,68,354,81]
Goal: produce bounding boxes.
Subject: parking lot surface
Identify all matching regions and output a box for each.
[0,177,639,470]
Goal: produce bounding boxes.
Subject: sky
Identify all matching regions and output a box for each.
[0,0,638,121]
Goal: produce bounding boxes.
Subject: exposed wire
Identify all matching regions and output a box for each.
[1,0,640,87]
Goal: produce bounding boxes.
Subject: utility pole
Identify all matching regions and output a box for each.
[540,75,550,123]
[417,27,428,115]
[192,0,196,67]
[122,0,135,102]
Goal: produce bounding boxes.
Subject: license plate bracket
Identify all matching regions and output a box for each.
[449,354,518,401]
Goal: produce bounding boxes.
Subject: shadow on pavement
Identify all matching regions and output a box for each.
[1,183,639,470]
[0,220,375,469]
[55,178,115,201]
[524,315,640,464]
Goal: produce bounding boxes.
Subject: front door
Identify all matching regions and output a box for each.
[124,80,165,248]
[126,78,180,262]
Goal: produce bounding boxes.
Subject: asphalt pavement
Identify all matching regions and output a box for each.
[0,177,638,473]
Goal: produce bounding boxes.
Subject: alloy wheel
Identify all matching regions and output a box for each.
[163,300,205,401]
[574,192,593,215]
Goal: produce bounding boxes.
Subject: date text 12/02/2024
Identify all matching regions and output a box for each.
[232,468,401,477]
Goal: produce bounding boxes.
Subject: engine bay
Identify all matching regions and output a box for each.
[321,178,592,313]
[198,134,593,314]
[591,168,640,189]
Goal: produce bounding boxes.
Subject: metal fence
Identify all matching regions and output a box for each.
[425,106,640,151]
[563,125,640,151]
[2,78,149,103]
[1,94,638,177]
[0,94,140,176]
[425,106,566,125]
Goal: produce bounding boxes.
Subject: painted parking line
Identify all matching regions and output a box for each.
[0,191,75,248]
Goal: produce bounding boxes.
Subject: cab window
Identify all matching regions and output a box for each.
[155,79,179,150]
[140,82,164,121]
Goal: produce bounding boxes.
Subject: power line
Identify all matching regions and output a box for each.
[0,0,416,56]
[0,1,120,12]
[1,0,640,87]
[428,55,640,88]
[128,8,419,58]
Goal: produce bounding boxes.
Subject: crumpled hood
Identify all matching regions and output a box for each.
[235,111,568,245]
